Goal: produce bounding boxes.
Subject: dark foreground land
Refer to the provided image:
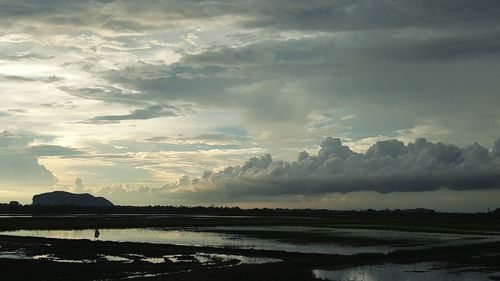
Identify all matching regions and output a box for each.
[0,208,499,280]
[1,234,499,281]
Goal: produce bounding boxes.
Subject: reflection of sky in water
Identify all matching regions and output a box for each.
[208,226,488,241]
[0,228,390,255]
[0,250,31,259]
[313,263,496,281]
[1,226,498,255]
[0,250,280,266]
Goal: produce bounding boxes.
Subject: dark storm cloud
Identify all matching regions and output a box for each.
[59,86,146,106]
[83,104,180,124]
[240,0,500,31]
[45,0,500,127]
[101,63,236,105]
[0,0,241,32]
[0,1,107,29]
[99,31,500,124]
[2,0,499,33]
[174,137,500,200]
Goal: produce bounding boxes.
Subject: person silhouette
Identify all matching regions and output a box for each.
[94,228,100,240]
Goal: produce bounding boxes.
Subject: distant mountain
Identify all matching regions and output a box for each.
[32,191,113,207]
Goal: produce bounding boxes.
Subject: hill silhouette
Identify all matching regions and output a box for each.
[32,191,113,207]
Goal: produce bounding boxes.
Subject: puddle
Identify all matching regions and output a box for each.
[0,247,280,266]
[0,250,31,259]
[33,253,94,263]
[312,263,496,281]
[198,253,281,265]
[142,257,166,264]
[100,255,133,263]
[192,253,281,265]
[139,253,280,265]
[33,254,50,259]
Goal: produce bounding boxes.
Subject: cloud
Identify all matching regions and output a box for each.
[0,130,32,148]
[0,75,36,82]
[239,0,500,32]
[7,109,27,113]
[145,133,243,146]
[0,74,65,84]
[0,0,242,36]
[0,154,55,186]
[0,131,56,186]
[0,52,54,61]
[27,145,83,157]
[95,30,500,145]
[74,178,86,193]
[1,1,499,34]
[1,0,500,208]
[165,137,500,201]
[37,0,500,146]
[59,86,146,106]
[83,104,180,124]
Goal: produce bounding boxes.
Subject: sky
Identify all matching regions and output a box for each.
[1,0,500,211]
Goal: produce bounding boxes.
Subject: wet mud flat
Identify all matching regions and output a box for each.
[1,234,500,281]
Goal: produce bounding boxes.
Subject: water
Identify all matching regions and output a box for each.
[0,250,31,259]
[208,225,490,243]
[33,254,94,263]
[1,250,280,265]
[0,228,392,255]
[313,263,496,281]
[2,226,499,280]
[1,226,497,255]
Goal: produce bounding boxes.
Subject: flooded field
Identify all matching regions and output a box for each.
[1,214,499,280]
[1,226,497,256]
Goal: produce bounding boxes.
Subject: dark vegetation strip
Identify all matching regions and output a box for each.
[1,214,499,235]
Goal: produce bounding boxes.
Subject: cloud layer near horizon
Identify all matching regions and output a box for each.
[96,137,500,204]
